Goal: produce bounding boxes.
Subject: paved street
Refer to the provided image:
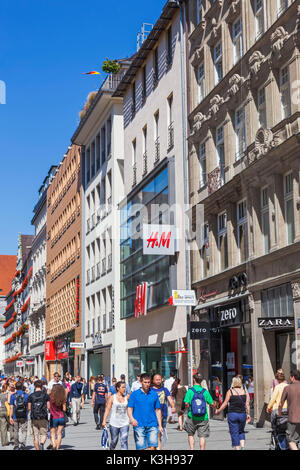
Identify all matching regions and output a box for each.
[0,400,271,451]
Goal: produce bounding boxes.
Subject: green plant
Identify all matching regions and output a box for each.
[102,58,121,74]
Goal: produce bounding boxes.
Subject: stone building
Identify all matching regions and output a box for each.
[46,145,82,379]
[186,0,300,425]
[0,255,17,374]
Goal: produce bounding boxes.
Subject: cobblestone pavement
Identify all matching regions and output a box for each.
[0,400,272,451]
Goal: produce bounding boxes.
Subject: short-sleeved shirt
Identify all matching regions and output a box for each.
[10,390,29,419]
[184,385,214,421]
[94,382,108,404]
[109,385,117,395]
[28,390,50,420]
[151,387,170,418]
[49,397,64,420]
[128,388,161,427]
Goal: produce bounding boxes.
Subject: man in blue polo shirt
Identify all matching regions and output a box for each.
[128,373,163,450]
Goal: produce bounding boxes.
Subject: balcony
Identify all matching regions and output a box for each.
[143,151,147,176]
[154,137,160,164]
[107,253,112,272]
[167,122,174,151]
[101,258,106,276]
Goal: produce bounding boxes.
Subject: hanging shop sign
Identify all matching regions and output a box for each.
[214,302,243,327]
[26,359,34,365]
[56,339,69,360]
[172,290,197,306]
[143,224,176,255]
[190,321,210,339]
[134,282,148,318]
[70,342,85,349]
[16,361,24,368]
[45,341,56,361]
[257,317,294,330]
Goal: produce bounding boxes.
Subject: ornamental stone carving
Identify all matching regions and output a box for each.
[208,95,224,118]
[192,112,206,134]
[191,47,203,67]
[228,74,245,98]
[247,128,282,163]
[291,282,300,300]
[249,51,265,77]
[271,27,289,56]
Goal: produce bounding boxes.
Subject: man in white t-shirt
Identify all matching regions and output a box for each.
[130,374,142,392]
[47,372,63,393]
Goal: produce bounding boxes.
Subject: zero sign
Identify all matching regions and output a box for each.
[220,307,237,322]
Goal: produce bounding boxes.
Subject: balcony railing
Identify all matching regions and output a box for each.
[107,253,112,272]
[91,213,96,230]
[102,313,107,332]
[86,218,91,234]
[102,258,106,276]
[96,207,101,224]
[143,151,147,176]
[132,162,137,187]
[91,266,95,283]
[154,137,160,164]
[108,311,114,330]
[167,122,174,151]
[96,262,101,279]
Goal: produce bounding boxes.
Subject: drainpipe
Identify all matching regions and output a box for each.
[176,0,193,386]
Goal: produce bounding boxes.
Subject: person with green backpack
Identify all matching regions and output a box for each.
[183,373,216,450]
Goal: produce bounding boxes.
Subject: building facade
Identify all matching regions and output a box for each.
[29,166,57,378]
[186,0,300,425]
[114,1,189,384]
[0,255,17,374]
[46,145,82,379]
[72,65,129,383]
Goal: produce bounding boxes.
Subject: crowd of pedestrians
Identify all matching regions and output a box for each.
[0,368,299,451]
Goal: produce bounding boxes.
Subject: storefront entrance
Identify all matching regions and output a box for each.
[276,330,296,378]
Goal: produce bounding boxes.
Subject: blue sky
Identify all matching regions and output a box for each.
[0,0,164,255]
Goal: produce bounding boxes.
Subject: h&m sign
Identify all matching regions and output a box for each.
[258,317,294,329]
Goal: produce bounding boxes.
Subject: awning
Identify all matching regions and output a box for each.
[194,290,249,311]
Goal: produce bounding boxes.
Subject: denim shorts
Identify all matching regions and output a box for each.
[50,417,65,428]
[133,426,159,450]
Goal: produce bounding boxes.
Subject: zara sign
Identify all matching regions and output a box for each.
[258,317,294,330]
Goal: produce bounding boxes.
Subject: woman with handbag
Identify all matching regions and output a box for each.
[215,377,250,450]
[171,378,186,431]
[0,384,10,446]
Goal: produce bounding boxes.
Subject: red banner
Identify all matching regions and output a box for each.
[45,341,55,361]
[134,283,148,318]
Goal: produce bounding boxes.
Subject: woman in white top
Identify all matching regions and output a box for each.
[102,381,130,450]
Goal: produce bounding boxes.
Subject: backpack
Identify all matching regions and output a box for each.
[15,393,27,419]
[31,392,47,420]
[190,387,206,417]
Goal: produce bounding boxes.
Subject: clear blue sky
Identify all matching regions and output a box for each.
[0,0,164,255]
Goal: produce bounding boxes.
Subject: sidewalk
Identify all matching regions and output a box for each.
[0,400,272,451]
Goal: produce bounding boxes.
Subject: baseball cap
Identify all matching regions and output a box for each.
[120,374,125,380]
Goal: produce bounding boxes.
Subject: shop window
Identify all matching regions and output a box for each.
[261,283,294,317]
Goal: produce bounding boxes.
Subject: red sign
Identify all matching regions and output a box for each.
[56,339,69,360]
[45,341,55,361]
[134,283,148,318]
[146,231,171,249]
[143,225,175,255]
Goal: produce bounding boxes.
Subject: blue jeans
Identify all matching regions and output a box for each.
[133,426,158,450]
[227,412,246,447]
[109,425,129,450]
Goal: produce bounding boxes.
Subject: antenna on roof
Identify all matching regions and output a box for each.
[137,23,153,51]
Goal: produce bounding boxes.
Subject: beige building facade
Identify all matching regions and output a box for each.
[186,0,300,425]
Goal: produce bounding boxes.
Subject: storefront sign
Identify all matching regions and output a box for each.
[26,359,34,365]
[172,290,197,306]
[143,224,175,255]
[70,342,85,349]
[257,317,294,329]
[16,361,24,368]
[45,340,55,361]
[214,302,242,327]
[134,282,148,318]
[190,321,209,339]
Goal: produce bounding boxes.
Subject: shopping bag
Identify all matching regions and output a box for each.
[101,427,110,449]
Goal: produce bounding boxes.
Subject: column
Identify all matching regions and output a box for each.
[291,281,300,369]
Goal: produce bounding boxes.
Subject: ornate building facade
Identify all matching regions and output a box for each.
[186,0,300,425]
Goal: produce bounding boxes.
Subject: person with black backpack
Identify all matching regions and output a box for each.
[183,373,216,450]
[9,381,29,450]
[27,380,50,450]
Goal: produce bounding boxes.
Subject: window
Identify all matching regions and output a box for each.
[132,82,136,117]
[154,111,160,162]
[232,18,243,64]
[261,283,293,317]
[257,87,267,128]
[153,48,159,87]
[167,26,173,66]
[280,66,291,119]
[197,63,205,104]
[261,187,270,254]
[216,125,225,184]
[142,66,147,104]
[132,139,136,165]
[277,0,288,17]
[200,222,210,278]
[197,0,203,24]
[235,106,246,159]
[199,142,206,187]
[167,95,174,151]
[218,212,228,270]
[237,200,248,263]
[254,0,264,39]
[284,172,295,245]
[213,42,223,85]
